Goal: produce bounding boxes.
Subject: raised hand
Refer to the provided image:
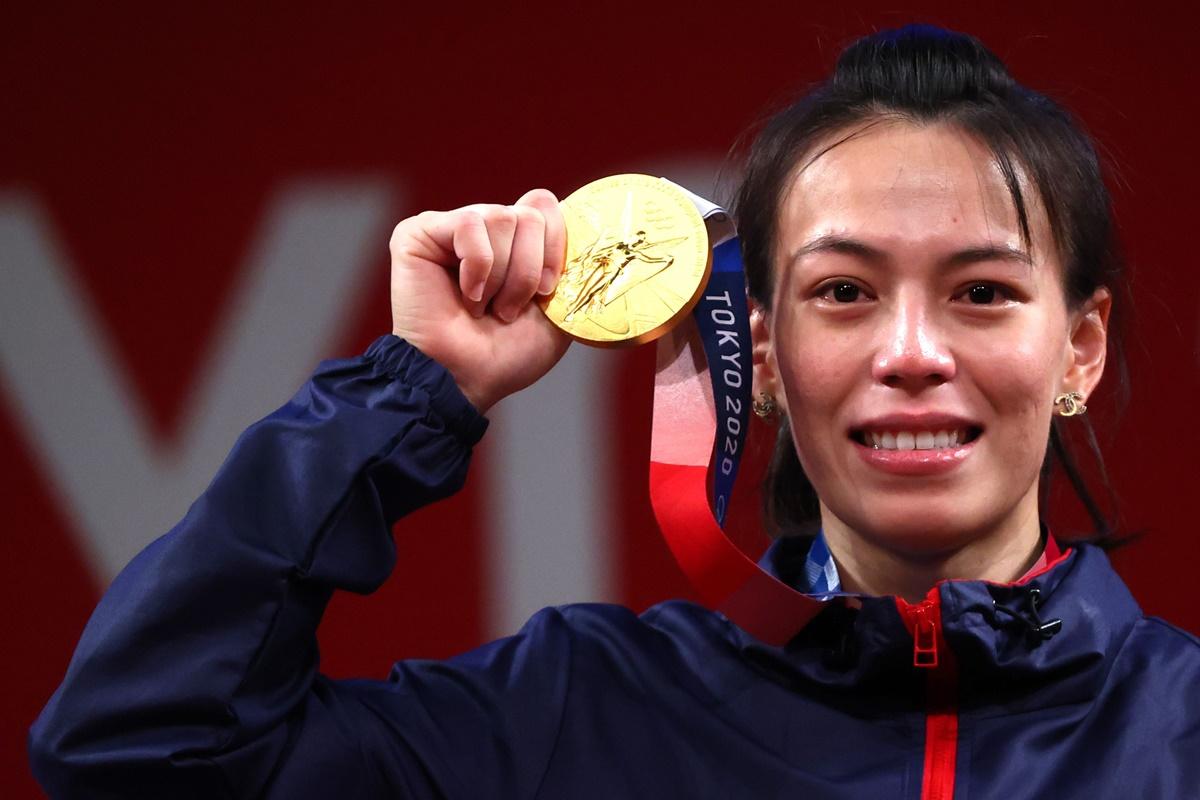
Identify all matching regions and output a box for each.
[388,188,571,412]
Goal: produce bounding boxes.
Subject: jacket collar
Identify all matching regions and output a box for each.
[763,527,1063,598]
[738,537,1142,711]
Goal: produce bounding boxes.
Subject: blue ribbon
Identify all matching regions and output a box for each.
[692,237,843,600]
[690,237,753,527]
[801,530,842,597]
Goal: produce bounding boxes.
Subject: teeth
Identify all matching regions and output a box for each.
[864,428,971,450]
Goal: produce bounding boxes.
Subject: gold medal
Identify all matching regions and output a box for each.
[540,174,711,347]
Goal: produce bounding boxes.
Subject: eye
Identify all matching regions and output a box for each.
[956,282,1012,305]
[833,283,860,302]
[966,284,995,304]
[816,281,867,303]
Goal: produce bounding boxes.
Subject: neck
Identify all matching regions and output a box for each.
[819,489,1044,604]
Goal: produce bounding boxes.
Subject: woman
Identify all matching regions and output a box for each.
[30,25,1200,799]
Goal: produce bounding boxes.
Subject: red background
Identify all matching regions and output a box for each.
[3,3,1198,796]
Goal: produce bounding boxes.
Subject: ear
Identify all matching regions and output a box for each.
[1061,286,1112,403]
[750,299,786,412]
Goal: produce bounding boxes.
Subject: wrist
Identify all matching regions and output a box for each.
[366,334,489,439]
[394,335,497,414]
[454,376,495,415]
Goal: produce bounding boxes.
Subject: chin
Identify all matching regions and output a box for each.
[844,499,995,557]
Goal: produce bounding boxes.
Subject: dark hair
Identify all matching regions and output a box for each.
[732,25,1130,546]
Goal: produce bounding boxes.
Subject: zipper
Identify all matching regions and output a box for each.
[911,601,939,668]
[897,592,959,800]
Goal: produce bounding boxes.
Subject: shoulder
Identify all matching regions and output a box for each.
[1122,615,1200,659]
[543,601,739,702]
[405,600,733,681]
[1105,614,1200,720]
[550,599,734,654]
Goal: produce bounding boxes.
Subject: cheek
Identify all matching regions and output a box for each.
[966,328,1064,447]
[774,314,1068,451]
[772,319,864,471]
[773,316,862,415]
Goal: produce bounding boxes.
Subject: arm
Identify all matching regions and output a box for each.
[29,335,570,799]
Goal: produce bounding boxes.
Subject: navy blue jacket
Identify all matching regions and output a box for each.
[29,335,1200,798]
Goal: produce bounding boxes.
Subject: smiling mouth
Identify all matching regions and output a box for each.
[849,427,984,450]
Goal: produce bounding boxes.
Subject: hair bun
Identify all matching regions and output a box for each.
[831,24,1016,105]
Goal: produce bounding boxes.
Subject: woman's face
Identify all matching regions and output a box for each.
[756,121,1109,556]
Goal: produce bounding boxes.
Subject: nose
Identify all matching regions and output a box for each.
[871,298,956,391]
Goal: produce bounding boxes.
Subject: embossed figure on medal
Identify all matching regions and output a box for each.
[562,228,685,323]
[542,174,712,347]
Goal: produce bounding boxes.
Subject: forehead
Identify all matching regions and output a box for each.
[778,120,1050,260]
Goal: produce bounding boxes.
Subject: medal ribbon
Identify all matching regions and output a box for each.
[649,185,822,646]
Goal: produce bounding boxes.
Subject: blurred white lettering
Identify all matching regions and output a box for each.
[0,182,396,582]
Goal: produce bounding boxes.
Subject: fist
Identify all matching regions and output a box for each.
[388,188,572,412]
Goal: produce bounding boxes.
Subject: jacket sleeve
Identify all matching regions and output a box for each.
[28,335,574,800]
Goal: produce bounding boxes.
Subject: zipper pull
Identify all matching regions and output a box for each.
[912,602,939,669]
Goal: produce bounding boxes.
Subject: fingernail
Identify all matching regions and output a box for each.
[536,267,556,296]
[467,282,485,303]
[496,305,515,323]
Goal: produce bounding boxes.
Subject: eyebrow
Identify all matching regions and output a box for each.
[788,234,1033,269]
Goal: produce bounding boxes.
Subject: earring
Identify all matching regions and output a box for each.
[1053,391,1087,417]
[752,392,777,419]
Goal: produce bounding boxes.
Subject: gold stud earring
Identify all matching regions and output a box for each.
[1053,391,1087,417]
[752,392,778,419]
